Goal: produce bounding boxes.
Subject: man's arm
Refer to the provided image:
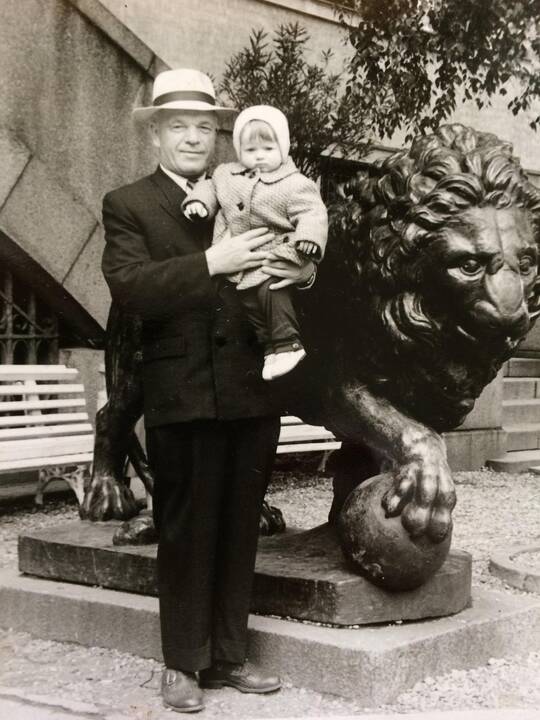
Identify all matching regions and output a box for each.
[261,257,316,291]
[102,191,215,318]
[102,192,275,316]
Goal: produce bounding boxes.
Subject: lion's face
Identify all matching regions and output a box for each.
[421,206,538,348]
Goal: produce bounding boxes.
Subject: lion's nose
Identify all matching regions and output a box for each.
[472,268,530,339]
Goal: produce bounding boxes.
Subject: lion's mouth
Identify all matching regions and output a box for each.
[455,325,478,344]
[455,324,521,354]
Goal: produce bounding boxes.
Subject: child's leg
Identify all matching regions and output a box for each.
[256,279,306,380]
[237,285,272,356]
[255,278,303,354]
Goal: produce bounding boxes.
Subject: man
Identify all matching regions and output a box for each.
[101,69,316,713]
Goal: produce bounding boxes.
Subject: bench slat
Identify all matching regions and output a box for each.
[276,441,342,454]
[0,423,93,441]
[0,452,93,473]
[0,398,86,413]
[280,416,304,425]
[0,365,79,381]
[0,383,84,396]
[0,434,94,462]
[0,412,89,428]
[279,425,336,442]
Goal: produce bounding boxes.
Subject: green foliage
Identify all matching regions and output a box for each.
[336,0,540,140]
[219,23,366,178]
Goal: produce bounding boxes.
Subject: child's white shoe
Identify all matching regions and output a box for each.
[262,354,276,381]
[271,348,306,379]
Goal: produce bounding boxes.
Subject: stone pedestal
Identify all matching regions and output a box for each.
[18,520,471,625]
[1,568,539,705]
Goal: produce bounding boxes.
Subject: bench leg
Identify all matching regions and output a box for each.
[36,464,91,506]
[318,449,333,474]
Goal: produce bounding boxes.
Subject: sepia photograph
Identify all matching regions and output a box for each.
[0,1,539,718]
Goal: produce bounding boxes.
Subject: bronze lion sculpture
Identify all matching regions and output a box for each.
[82,124,540,582]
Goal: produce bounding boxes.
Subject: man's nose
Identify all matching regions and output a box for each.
[184,126,200,143]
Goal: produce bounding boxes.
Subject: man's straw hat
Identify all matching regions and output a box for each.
[133,68,235,122]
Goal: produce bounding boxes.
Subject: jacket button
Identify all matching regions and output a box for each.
[215,334,227,347]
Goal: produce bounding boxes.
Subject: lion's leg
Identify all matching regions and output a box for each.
[127,432,154,496]
[81,305,143,521]
[259,500,286,535]
[324,381,456,542]
[327,441,380,525]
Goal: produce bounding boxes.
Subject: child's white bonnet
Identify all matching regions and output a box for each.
[233,105,290,161]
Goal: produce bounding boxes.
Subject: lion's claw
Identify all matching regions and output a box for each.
[80,475,139,521]
[383,445,455,543]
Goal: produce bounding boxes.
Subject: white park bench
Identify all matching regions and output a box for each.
[0,364,94,504]
[277,415,341,466]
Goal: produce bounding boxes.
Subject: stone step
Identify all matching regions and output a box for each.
[486,448,540,473]
[503,377,540,400]
[505,423,540,451]
[505,358,540,377]
[502,399,540,425]
[1,569,540,707]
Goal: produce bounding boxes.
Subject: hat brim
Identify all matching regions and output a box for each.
[133,100,237,122]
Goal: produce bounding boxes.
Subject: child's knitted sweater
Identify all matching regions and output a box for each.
[184,157,328,289]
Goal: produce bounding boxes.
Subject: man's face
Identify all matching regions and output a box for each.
[151,110,217,178]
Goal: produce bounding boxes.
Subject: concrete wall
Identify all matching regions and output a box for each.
[0,0,164,332]
[99,0,346,78]
[100,0,540,173]
[442,372,506,470]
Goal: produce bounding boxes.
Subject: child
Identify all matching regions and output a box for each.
[183,105,328,381]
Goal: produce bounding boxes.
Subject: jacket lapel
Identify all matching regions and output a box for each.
[150,167,190,226]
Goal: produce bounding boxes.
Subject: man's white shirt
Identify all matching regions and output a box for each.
[160,164,201,193]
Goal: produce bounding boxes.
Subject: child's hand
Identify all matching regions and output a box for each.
[297,240,319,258]
[184,201,209,220]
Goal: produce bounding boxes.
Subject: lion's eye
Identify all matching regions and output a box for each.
[460,258,482,275]
[519,257,535,274]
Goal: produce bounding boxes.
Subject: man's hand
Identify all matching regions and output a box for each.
[261,256,315,290]
[205,227,275,276]
[184,200,209,220]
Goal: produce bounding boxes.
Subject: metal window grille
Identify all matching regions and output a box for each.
[0,269,59,364]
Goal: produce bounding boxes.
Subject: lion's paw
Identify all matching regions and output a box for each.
[80,475,139,521]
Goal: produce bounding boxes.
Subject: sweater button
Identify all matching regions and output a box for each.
[215,334,227,347]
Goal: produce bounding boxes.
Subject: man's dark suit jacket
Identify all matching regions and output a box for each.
[102,167,277,428]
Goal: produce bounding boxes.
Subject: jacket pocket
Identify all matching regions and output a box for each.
[143,335,186,362]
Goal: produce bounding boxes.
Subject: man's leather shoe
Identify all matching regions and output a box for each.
[161,668,204,713]
[199,661,281,694]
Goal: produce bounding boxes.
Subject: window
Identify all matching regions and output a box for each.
[0,269,60,364]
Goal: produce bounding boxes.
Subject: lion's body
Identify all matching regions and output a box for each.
[293,126,540,438]
[86,125,540,548]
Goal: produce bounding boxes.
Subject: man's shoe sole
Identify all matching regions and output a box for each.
[200,678,282,694]
[163,700,205,713]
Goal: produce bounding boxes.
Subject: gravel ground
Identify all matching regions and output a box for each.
[0,468,539,717]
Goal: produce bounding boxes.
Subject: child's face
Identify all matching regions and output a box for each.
[239,134,282,173]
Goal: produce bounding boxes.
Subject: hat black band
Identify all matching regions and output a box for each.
[153,91,216,107]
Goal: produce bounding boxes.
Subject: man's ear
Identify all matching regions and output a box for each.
[150,121,160,149]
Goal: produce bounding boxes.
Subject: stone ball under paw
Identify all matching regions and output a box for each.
[337,473,452,591]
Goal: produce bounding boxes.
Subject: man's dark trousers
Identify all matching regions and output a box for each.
[147,415,280,673]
